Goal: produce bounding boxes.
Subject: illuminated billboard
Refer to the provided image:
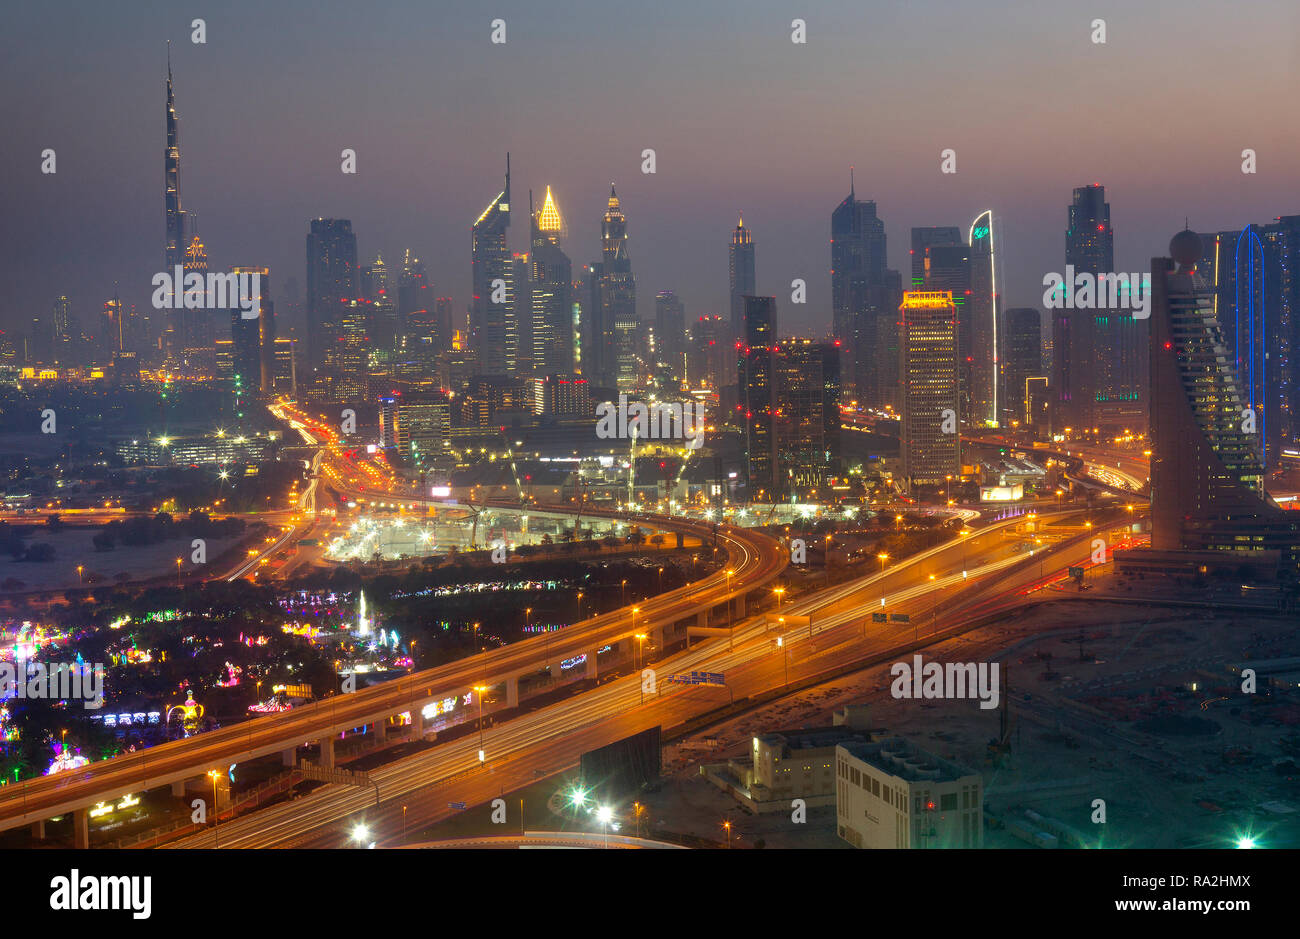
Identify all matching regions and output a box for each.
[980,483,1023,502]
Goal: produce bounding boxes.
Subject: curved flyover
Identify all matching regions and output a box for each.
[0,509,785,840]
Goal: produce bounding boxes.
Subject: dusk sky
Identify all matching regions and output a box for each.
[4,0,1299,337]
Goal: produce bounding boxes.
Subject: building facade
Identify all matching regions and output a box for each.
[836,738,983,849]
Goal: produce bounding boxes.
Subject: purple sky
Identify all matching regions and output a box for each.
[3,0,1299,338]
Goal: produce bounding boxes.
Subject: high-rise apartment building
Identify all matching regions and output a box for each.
[831,173,887,398]
[1148,229,1299,570]
[306,218,358,373]
[654,290,685,377]
[899,291,961,486]
[1052,184,1143,435]
[739,296,778,500]
[1002,308,1041,429]
[776,338,842,497]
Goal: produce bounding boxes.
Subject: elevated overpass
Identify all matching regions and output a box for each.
[0,510,785,846]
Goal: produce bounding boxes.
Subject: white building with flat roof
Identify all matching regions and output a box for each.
[836,737,982,849]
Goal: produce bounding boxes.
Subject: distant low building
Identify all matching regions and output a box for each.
[113,432,274,466]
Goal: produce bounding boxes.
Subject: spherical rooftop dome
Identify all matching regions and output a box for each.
[1170,228,1202,270]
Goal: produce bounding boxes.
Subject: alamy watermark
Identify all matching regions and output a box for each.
[151,267,262,319]
[595,394,705,449]
[2,660,104,709]
[890,654,999,710]
[1042,265,1151,319]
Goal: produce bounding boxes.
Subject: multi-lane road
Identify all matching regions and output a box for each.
[0,508,785,838]
[169,508,1108,848]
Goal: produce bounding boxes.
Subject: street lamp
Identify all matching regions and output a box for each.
[773,586,785,613]
[76,565,83,585]
[621,579,628,605]
[175,557,183,586]
[473,684,488,754]
[635,631,647,704]
[207,769,221,847]
[576,591,584,621]
[946,474,953,505]
[776,635,789,687]
[597,805,613,848]
[723,819,732,849]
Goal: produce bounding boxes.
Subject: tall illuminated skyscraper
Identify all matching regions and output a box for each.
[232,266,274,394]
[599,185,638,388]
[530,187,574,375]
[181,233,214,370]
[968,212,999,426]
[740,296,778,500]
[1002,307,1042,429]
[1149,229,1298,570]
[654,289,685,377]
[306,218,357,375]
[1052,184,1141,435]
[899,291,960,486]
[163,46,187,359]
[831,170,887,396]
[471,155,515,375]
[910,228,961,288]
[776,338,842,497]
[729,215,755,337]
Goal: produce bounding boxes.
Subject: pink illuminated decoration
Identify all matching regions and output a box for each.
[46,744,90,775]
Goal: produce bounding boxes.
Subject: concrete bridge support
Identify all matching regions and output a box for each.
[73,807,89,849]
[319,735,335,769]
[506,676,520,708]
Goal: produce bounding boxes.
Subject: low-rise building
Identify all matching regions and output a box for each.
[836,737,982,848]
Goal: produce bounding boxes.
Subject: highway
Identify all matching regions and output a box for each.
[0,508,785,836]
[167,508,1111,848]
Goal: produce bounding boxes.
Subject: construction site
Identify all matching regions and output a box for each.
[660,579,1300,849]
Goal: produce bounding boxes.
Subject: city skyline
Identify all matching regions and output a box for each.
[4,0,1300,337]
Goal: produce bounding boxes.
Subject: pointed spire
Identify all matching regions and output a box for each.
[850,165,855,198]
[607,183,620,212]
[505,152,510,201]
[167,39,172,80]
[538,186,562,232]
